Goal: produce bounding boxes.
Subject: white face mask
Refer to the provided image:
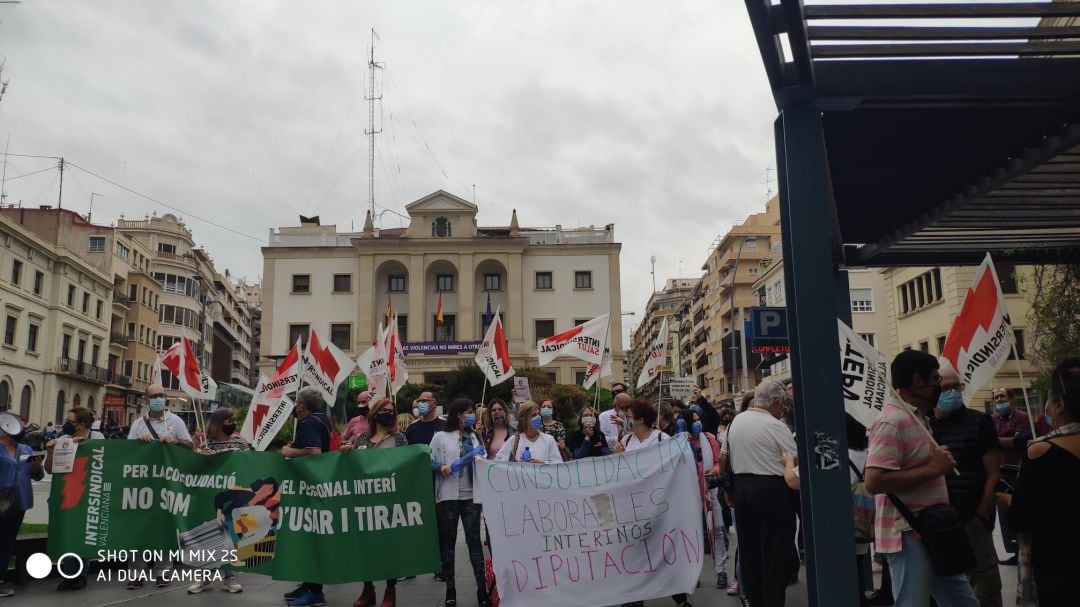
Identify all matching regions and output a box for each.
[581,416,596,428]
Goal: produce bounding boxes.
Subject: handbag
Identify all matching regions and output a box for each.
[886,494,975,576]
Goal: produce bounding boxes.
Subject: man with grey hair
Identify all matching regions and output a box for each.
[599,391,633,449]
[281,387,333,607]
[720,379,798,607]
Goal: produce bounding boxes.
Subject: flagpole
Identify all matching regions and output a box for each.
[1010,342,1038,436]
[480,376,488,409]
[291,376,307,444]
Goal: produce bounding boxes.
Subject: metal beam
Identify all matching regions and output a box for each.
[813,40,1080,58]
[780,0,816,87]
[745,0,789,106]
[804,3,1080,19]
[807,25,1080,41]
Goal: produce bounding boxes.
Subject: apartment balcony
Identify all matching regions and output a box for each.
[154,250,198,270]
[109,333,130,347]
[112,293,132,308]
[56,358,111,384]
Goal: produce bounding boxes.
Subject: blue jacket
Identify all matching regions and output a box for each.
[0,443,44,511]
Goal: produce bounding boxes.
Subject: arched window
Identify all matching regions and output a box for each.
[431,217,452,238]
[0,381,10,411]
[19,386,31,420]
[87,395,95,412]
[73,393,81,407]
[55,390,66,425]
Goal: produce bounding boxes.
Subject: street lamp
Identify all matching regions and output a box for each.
[728,235,757,397]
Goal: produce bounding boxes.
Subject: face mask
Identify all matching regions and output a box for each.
[1045,412,1053,426]
[417,402,431,417]
[996,403,1011,415]
[149,397,166,412]
[540,407,553,419]
[581,416,596,428]
[412,407,419,417]
[357,406,370,416]
[464,414,476,428]
[62,421,77,436]
[222,424,237,436]
[531,416,543,430]
[937,389,964,414]
[375,411,395,428]
[691,420,703,435]
[493,412,506,424]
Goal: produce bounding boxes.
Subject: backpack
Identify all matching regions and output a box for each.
[313,413,342,452]
[849,459,875,543]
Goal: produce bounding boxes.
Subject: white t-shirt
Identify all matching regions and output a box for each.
[494,432,563,464]
[128,411,192,443]
[622,429,664,451]
[721,408,797,477]
[598,408,630,449]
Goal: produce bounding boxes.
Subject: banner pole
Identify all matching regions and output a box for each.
[1010,342,1038,436]
[291,375,307,443]
[480,376,488,408]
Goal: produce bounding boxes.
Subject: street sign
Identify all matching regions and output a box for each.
[347,375,367,390]
[750,307,790,354]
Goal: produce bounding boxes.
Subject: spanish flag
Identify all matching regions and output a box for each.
[436,292,444,326]
[385,296,392,327]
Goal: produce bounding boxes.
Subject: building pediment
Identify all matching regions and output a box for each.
[404,190,478,215]
[404,190,478,238]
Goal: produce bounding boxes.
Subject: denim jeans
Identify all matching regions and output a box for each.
[885,531,979,607]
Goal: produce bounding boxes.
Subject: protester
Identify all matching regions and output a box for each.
[680,407,728,590]
[45,406,105,471]
[658,401,678,436]
[394,413,415,436]
[610,381,628,397]
[188,407,248,595]
[537,399,568,456]
[0,415,43,598]
[342,390,374,442]
[617,401,691,607]
[126,384,191,589]
[494,402,562,463]
[841,414,887,607]
[689,385,722,436]
[281,388,333,607]
[929,361,1003,607]
[719,380,798,607]
[430,399,491,607]
[567,406,610,458]
[405,391,444,446]
[339,397,406,607]
[483,398,512,459]
[599,392,633,449]
[864,350,978,607]
[990,387,1027,566]
[997,357,1080,607]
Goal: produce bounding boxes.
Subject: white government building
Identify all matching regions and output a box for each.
[261,191,624,387]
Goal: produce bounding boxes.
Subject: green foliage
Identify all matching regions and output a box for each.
[532,383,594,429]
[1025,265,1080,370]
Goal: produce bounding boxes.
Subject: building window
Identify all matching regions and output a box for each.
[535,319,556,341]
[432,217,452,238]
[897,268,942,316]
[88,235,106,252]
[434,314,456,342]
[998,264,1019,295]
[95,299,103,320]
[33,271,44,295]
[330,323,352,350]
[396,315,408,339]
[388,275,406,293]
[850,288,874,313]
[747,267,759,276]
[436,274,454,292]
[158,243,177,254]
[919,341,929,353]
[67,285,76,307]
[574,368,588,386]
[546,372,558,383]
[288,324,310,347]
[292,274,311,294]
[1008,330,1025,360]
[574,271,593,290]
[484,274,501,291]
[82,293,90,314]
[27,324,39,352]
[332,274,352,293]
[481,312,504,335]
[62,334,72,359]
[535,272,553,290]
[10,260,21,286]
[129,283,138,301]
[3,316,16,346]
[91,344,100,366]
[936,335,946,354]
[744,239,758,252]
[574,319,589,326]
[116,242,130,261]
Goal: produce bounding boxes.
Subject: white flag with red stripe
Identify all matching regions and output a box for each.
[583,346,613,390]
[357,324,390,397]
[240,337,301,448]
[536,314,609,367]
[161,337,216,400]
[153,341,183,387]
[475,306,515,385]
[636,317,669,389]
[385,316,408,396]
[942,253,1016,403]
[300,328,355,405]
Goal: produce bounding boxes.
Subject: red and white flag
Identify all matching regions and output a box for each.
[240,337,301,448]
[942,253,1016,403]
[475,306,514,385]
[636,317,669,389]
[159,337,217,401]
[357,324,390,397]
[582,346,613,390]
[536,314,609,367]
[152,341,183,387]
[385,315,408,396]
[300,328,355,405]
[244,384,295,451]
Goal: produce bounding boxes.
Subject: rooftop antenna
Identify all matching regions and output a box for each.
[365,29,384,229]
[1,132,9,206]
[650,255,657,293]
[764,166,775,199]
[88,192,101,223]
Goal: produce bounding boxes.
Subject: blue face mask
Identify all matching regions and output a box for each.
[148,397,166,412]
[1045,412,1053,426]
[464,413,476,428]
[417,402,430,417]
[937,389,964,414]
[995,402,1011,415]
[540,407,553,419]
[691,421,703,435]
[531,416,543,429]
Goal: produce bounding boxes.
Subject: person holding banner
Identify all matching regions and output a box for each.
[431,399,491,607]
[494,402,562,464]
[482,398,512,459]
[568,406,610,459]
[0,414,42,598]
[341,397,407,607]
[990,387,1028,566]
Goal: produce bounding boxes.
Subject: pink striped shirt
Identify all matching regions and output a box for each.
[866,400,949,553]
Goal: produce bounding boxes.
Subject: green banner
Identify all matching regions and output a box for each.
[48,441,439,584]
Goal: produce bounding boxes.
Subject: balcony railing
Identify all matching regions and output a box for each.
[57,358,111,383]
[110,332,130,346]
[154,250,198,269]
[112,293,132,307]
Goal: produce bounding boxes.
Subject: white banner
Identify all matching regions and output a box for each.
[251,393,295,451]
[838,320,891,428]
[300,328,355,405]
[636,317,668,389]
[474,434,703,607]
[476,306,515,386]
[536,314,609,367]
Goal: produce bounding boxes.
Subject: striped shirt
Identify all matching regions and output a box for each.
[866,400,949,553]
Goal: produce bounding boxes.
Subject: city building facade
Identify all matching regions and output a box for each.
[261,191,624,387]
[629,278,698,402]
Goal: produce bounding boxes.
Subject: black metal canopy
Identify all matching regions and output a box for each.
[746,0,1080,266]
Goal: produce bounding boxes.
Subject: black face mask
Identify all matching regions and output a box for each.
[222,424,237,436]
[357,406,370,416]
[62,421,77,436]
[375,411,395,428]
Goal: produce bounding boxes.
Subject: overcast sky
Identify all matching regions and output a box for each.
[0,1,777,345]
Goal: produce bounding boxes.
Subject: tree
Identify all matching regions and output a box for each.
[1025,264,1080,370]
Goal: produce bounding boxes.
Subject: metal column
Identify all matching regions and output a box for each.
[776,105,859,607]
